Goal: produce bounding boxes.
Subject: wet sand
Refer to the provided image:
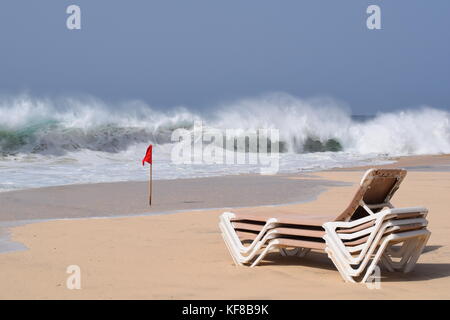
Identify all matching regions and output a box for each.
[1,154,448,223]
[0,155,449,299]
[0,174,348,223]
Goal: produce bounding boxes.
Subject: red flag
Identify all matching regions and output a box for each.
[142,144,153,166]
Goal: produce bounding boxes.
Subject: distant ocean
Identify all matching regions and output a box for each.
[1,94,449,191]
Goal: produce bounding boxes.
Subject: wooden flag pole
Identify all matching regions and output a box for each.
[149,163,153,206]
[142,144,153,206]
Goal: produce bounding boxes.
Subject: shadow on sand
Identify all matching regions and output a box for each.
[256,245,449,282]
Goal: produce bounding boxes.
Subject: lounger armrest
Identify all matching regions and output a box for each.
[323,206,428,232]
[323,213,385,231]
[386,207,428,215]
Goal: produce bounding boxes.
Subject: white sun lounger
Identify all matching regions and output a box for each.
[219,168,431,283]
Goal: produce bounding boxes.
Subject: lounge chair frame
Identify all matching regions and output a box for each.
[219,168,431,284]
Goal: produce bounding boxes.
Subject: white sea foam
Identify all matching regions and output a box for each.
[0,93,448,191]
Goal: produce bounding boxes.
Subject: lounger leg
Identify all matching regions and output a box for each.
[403,232,430,273]
[380,254,395,272]
[383,240,417,271]
[250,241,278,267]
[386,240,412,258]
[221,232,243,266]
[297,248,311,258]
[361,240,390,283]
[220,221,270,265]
[391,238,420,270]
[280,248,311,258]
[325,247,355,283]
[361,233,427,283]
[221,222,284,265]
[385,237,424,272]
[279,248,302,256]
[280,248,295,256]
[219,213,278,254]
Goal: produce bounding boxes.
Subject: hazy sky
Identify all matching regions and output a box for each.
[1,0,449,113]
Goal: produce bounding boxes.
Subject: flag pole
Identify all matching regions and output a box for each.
[149,163,152,206]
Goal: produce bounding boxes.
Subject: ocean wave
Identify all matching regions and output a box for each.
[0,93,449,157]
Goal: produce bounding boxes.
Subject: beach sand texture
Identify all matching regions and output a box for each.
[0,157,449,299]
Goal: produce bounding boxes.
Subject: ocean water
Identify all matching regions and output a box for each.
[1,94,449,192]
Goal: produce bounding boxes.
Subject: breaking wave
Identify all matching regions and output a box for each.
[1,93,449,157]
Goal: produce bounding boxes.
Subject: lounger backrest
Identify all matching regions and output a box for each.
[335,168,407,221]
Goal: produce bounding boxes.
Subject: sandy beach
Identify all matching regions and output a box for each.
[0,155,449,299]
[2,0,450,303]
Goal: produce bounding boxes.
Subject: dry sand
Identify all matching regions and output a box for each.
[0,155,449,299]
